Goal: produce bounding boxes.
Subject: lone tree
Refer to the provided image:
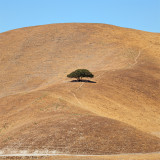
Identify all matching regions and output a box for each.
[67,69,94,81]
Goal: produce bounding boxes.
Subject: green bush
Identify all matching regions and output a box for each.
[67,69,94,81]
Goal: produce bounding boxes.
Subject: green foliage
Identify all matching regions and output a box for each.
[67,69,94,81]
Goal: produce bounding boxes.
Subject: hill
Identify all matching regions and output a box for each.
[0,23,160,155]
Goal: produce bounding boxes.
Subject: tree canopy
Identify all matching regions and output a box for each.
[67,69,94,81]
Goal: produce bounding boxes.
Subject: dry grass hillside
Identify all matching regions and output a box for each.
[0,23,160,156]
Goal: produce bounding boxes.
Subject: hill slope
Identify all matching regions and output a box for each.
[0,23,160,154]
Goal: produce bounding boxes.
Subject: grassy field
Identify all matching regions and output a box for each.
[1,153,160,160]
[0,23,160,156]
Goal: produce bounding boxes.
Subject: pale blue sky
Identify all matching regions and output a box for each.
[0,0,160,33]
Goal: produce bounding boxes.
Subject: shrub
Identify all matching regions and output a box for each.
[67,69,94,81]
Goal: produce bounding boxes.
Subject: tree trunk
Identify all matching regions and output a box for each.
[77,77,83,81]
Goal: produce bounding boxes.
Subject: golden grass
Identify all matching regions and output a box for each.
[1,153,160,160]
[0,23,160,155]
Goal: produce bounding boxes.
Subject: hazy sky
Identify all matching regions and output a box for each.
[0,0,160,33]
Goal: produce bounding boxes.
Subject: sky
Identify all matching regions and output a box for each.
[0,0,160,33]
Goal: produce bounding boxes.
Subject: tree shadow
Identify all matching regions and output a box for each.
[70,79,96,83]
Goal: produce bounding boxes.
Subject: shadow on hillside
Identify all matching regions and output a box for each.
[70,80,96,83]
